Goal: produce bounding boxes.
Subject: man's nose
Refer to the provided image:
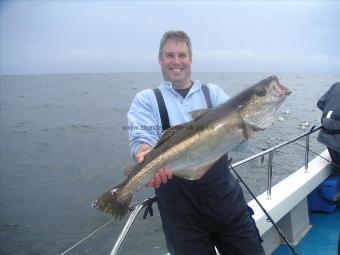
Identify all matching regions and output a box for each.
[173,55,180,64]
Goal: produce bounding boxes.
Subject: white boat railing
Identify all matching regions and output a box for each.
[110,125,324,255]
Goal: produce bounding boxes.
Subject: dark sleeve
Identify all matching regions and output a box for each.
[317,84,334,111]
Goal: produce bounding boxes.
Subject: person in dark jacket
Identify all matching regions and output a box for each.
[317,82,340,170]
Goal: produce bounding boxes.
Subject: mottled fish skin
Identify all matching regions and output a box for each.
[92,76,291,219]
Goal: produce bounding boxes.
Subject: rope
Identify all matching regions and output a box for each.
[59,219,113,255]
[291,141,340,169]
[58,197,157,255]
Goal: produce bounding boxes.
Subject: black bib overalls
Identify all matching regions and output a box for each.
[153,86,264,255]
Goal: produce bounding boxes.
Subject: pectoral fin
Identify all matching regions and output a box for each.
[243,119,265,132]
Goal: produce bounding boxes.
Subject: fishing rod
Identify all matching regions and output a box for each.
[228,159,299,255]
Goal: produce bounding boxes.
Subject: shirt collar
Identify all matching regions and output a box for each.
[160,80,202,95]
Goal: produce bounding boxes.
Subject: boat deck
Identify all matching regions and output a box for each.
[273,208,339,255]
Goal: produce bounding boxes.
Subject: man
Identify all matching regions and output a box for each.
[317,82,340,170]
[128,31,264,255]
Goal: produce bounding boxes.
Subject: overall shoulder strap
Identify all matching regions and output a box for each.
[201,84,229,160]
[153,84,212,132]
[201,84,212,108]
[153,88,170,132]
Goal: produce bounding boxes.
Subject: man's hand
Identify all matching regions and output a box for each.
[146,168,173,188]
[135,144,173,188]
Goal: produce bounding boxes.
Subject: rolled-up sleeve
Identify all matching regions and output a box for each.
[127,89,160,159]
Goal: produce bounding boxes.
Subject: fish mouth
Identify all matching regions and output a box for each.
[273,81,291,101]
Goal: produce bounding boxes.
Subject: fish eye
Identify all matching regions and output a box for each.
[255,87,266,97]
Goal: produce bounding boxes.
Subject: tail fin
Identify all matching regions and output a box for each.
[92,182,133,219]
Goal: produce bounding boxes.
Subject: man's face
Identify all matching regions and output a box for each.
[158,39,192,88]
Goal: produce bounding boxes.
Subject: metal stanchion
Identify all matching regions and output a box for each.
[267,151,273,199]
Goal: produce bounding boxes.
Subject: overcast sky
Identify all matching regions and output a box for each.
[1,1,339,75]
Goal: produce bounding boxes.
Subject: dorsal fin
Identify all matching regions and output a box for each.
[190,108,210,120]
[154,124,185,148]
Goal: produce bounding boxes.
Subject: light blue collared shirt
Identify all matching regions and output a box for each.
[127,80,230,159]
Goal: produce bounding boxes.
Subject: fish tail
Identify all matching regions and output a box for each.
[92,182,133,219]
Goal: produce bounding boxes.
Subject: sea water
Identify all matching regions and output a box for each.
[1,72,339,255]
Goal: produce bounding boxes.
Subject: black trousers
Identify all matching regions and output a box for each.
[155,157,265,255]
[328,147,340,171]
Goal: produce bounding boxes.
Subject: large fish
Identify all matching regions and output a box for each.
[92,76,291,219]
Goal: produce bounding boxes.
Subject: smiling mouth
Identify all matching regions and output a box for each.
[170,67,183,73]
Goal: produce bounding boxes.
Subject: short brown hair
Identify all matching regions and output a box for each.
[159,31,192,60]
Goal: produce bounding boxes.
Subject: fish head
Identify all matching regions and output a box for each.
[237,76,291,131]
